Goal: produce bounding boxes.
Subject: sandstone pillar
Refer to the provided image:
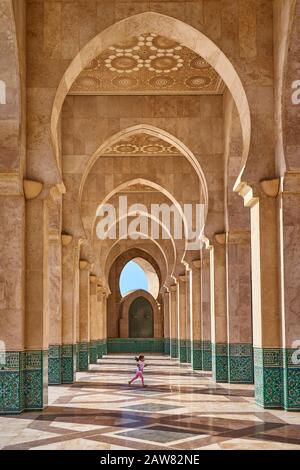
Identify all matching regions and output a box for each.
[163,291,171,355]
[89,276,98,364]
[211,235,228,382]
[61,236,78,383]
[78,260,90,371]
[201,250,212,370]
[0,187,25,413]
[178,275,187,363]
[96,286,105,359]
[25,196,49,410]
[191,261,202,370]
[48,192,63,386]
[279,173,300,411]
[227,231,253,384]
[237,182,281,408]
[170,285,178,358]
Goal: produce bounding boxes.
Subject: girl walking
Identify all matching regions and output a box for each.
[128,355,147,387]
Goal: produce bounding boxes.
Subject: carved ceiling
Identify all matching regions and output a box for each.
[103,133,182,156]
[70,34,225,95]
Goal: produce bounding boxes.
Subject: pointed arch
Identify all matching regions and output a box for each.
[51,12,251,172]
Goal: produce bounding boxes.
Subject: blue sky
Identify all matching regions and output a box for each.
[120,261,148,296]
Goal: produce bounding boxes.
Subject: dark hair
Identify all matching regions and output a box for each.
[135,355,144,361]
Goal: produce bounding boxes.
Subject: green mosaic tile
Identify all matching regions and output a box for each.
[228,343,254,384]
[283,348,300,411]
[48,345,61,385]
[24,350,45,410]
[191,340,202,370]
[186,339,191,363]
[0,351,23,414]
[212,343,228,383]
[179,339,187,363]
[78,342,89,371]
[61,345,75,384]
[164,338,170,355]
[202,341,212,371]
[97,340,103,359]
[89,341,98,364]
[254,348,283,409]
[107,338,164,354]
[170,339,178,358]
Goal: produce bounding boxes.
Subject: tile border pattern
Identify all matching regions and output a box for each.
[107,338,164,354]
[228,343,254,384]
[212,343,228,383]
[191,340,202,370]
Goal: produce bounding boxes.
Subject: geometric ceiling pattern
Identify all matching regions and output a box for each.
[103,133,182,156]
[70,33,225,95]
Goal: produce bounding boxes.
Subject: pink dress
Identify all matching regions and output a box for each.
[129,360,145,386]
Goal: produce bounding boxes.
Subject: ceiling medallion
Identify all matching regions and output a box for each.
[70,33,224,95]
[103,133,182,157]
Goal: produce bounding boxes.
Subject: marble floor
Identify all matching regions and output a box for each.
[1,354,300,450]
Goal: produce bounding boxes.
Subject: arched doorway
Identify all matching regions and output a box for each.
[129,296,154,338]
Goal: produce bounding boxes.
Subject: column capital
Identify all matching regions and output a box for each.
[260,178,280,198]
[179,274,188,283]
[23,179,43,200]
[90,275,97,284]
[170,285,177,293]
[214,233,226,246]
[61,233,73,246]
[192,259,201,270]
[79,260,90,270]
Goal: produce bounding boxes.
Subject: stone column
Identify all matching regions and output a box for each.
[25,194,49,410]
[163,291,171,355]
[279,173,300,411]
[78,260,90,371]
[237,181,281,408]
[61,235,78,383]
[226,231,253,384]
[96,285,104,359]
[211,234,228,382]
[178,275,187,363]
[186,270,192,363]
[170,285,178,358]
[102,289,108,355]
[0,184,25,413]
[201,250,212,370]
[89,275,98,364]
[191,260,202,370]
[48,192,63,386]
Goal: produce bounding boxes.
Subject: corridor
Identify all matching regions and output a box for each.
[1,355,300,451]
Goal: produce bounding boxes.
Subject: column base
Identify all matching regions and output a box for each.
[228,344,254,384]
[212,343,228,382]
[283,349,300,411]
[202,341,212,371]
[179,339,187,363]
[89,341,98,364]
[186,339,191,363]
[97,340,103,359]
[0,350,48,415]
[254,348,283,409]
[61,345,76,383]
[170,339,178,358]
[78,342,89,371]
[191,340,202,370]
[164,338,170,355]
[48,345,61,385]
